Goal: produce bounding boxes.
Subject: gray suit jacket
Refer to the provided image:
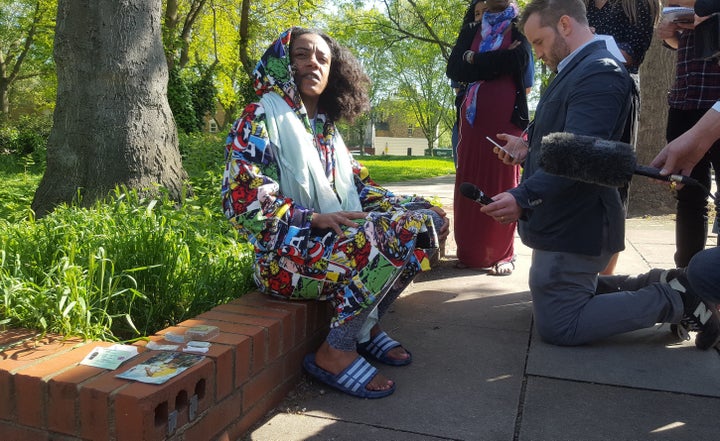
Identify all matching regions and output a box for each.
[509,40,632,256]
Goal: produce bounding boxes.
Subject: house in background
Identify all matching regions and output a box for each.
[204,104,227,133]
[371,111,435,156]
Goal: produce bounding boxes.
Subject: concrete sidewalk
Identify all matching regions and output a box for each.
[244,175,720,441]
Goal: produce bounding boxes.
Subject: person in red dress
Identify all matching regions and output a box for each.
[446,0,531,274]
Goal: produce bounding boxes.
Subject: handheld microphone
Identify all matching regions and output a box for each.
[459,182,494,205]
[539,132,705,189]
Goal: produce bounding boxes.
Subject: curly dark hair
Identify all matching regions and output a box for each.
[290,27,371,123]
[462,0,483,26]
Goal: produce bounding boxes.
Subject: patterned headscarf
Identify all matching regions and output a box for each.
[251,29,305,122]
[480,3,519,53]
[465,3,519,125]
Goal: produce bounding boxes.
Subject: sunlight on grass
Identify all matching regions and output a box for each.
[357,155,455,184]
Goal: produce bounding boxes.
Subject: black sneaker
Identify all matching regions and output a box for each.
[669,272,720,350]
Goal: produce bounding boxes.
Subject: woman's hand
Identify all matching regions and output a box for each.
[428,206,450,242]
[311,211,366,235]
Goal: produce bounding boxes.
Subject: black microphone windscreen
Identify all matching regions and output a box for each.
[459,182,479,200]
[539,132,637,187]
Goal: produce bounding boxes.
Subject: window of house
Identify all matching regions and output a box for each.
[407,125,413,137]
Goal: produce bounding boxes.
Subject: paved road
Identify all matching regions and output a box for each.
[244,175,720,441]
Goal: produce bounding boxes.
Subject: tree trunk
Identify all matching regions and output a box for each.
[628,35,677,217]
[32,0,189,217]
[0,80,9,115]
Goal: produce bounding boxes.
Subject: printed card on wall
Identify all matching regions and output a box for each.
[116,352,205,384]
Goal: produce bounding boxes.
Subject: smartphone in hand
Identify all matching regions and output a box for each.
[486,136,514,159]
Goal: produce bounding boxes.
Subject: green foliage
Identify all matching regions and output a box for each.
[0,185,255,340]
[169,64,219,134]
[190,68,218,132]
[0,114,52,156]
[0,151,44,222]
[0,132,255,341]
[327,1,457,152]
[0,0,57,118]
[168,66,199,134]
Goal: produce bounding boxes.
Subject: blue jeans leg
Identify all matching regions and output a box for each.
[687,247,720,304]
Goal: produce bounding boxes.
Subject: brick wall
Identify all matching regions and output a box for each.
[0,292,331,441]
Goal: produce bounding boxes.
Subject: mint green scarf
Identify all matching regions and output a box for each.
[260,92,362,213]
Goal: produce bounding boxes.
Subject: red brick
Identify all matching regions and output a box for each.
[213,333,251,387]
[237,378,297,437]
[79,369,131,441]
[0,370,14,421]
[0,335,85,373]
[213,303,293,355]
[0,328,41,346]
[198,310,281,364]
[195,342,234,401]
[179,389,243,441]
[0,419,49,441]
[305,301,333,336]
[47,359,112,436]
[113,356,214,441]
[0,286,322,441]
[236,294,310,346]
[242,360,284,410]
[178,318,267,375]
[283,345,307,380]
[13,342,98,429]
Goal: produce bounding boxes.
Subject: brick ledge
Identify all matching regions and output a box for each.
[0,292,331,441]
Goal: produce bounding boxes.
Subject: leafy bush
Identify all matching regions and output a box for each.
[0,132,254,341]
[0,187,254,341]
[0,114,51,157]
[168,67,199,134]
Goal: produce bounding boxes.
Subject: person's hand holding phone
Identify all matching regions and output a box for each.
[489,134,527,165]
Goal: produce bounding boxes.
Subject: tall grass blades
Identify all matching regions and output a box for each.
[0,187,254,341]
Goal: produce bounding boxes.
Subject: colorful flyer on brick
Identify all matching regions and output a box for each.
[116,352,205,385]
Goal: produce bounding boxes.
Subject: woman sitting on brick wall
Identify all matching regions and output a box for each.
[221,27,449,399]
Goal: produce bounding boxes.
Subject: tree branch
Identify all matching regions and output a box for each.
[8,0,42,85]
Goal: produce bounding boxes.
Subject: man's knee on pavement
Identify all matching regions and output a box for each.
[534,316,584,346]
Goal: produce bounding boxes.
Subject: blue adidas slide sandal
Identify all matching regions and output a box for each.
[302,353,395,399]
[357,331,412,366]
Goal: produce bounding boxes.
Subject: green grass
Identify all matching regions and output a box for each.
[0,138,455,341]
[357,155,455,184]
[0,154,44,222]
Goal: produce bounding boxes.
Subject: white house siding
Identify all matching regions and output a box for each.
[373,137,431,156]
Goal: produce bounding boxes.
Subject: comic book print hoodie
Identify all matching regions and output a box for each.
[221,28,438,326]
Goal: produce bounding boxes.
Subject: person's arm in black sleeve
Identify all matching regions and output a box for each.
[446,22,480,81]
[447,24,529,83]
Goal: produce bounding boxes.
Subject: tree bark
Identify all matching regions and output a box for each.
[32,0,189,217]
[628,35,677,217]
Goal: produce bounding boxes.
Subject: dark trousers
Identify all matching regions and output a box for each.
[666,107,720,267]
